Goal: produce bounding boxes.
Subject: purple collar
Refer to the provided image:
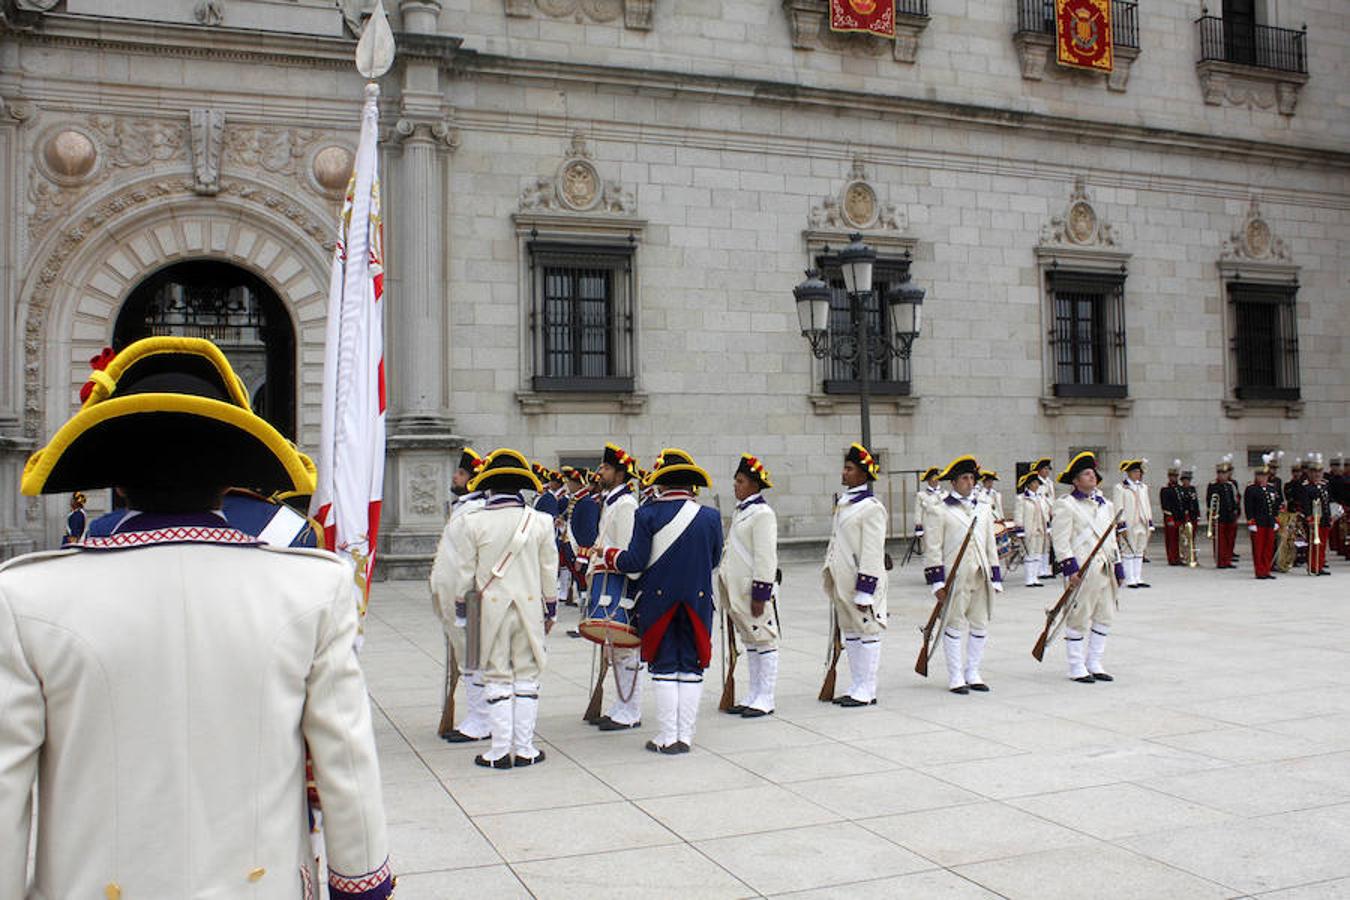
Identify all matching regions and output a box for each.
[485,493,525,508]
[1071,489,1106,505]
[736,494,766,512]
[605,484,633,506]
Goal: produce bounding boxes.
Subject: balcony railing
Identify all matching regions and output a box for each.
[896,0,929,15]
[1016,0,1140,50]
[1196,16,1307,74]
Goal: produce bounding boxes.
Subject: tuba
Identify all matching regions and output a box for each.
[1274,511,1297,572]
[1180,520,1198,568]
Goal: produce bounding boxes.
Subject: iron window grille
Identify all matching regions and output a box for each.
[1016,0,1141,50]
[1230,282,1300,401]
[527,241,636,393]
[1047,269,1128,399]
[814,252,913,396]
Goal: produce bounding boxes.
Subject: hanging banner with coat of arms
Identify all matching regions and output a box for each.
[829,0,896,39]
[1055,0,1113,72]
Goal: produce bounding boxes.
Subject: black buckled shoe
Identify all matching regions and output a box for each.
[1072,675,1096,684]
[513,750,547,767]
[837,696,877,707]
[441,729,487,744]
[740,707,773,718]
[721,705,746,715]
[968,683,990,692]
[597,718,640,731]
[949,685,970,695]
[1091,672,1115,682]
[474,754,513,770]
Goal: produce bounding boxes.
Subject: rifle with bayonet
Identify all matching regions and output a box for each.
[1032,510,1121,661]
[915,516,977,677]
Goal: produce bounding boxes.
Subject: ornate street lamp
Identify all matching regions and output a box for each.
[792,233,926,449]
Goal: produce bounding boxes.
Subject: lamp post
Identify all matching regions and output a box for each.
[793,233,925,449]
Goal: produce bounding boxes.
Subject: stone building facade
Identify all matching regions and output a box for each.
[1,1,1346,573]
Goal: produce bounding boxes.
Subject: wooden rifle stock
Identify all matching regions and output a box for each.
[437,634,460,738]
[818,621,842,701]
[718,610,740,711]
[915,515,977,677]
[583,652,609,722]
[1031,510,1121,661]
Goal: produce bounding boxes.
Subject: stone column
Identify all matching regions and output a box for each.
[379,0,464,579]
[0,97,37,560]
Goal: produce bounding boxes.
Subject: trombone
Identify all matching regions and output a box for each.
[1207,493,1220,565]
[1309,499,1322,575]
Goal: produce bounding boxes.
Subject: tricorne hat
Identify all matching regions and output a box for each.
[601,443,639,479]
[1058,451,1100,486]
[470,448,542,493]
[735,453,773,489]
[22,337,316,496]
[1032,456,1052,472]
[457,447,485,476]
[1119,458,1145,474]
[1016,471,1040,492]
[920,465,941,482]
[845,443,880,481]
[647,447,711,488]
[979,468,998,482]
[939,455,979,482]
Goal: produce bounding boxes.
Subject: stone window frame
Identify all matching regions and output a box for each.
[1218,258,1303,419]
[512,212,648,415]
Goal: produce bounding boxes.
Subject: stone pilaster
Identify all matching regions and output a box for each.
[379,3,463,579]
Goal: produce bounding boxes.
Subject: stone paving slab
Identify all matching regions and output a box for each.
[361,551,1350,898]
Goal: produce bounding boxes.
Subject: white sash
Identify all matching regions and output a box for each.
[642,500,699,572]
[483,508,536,590]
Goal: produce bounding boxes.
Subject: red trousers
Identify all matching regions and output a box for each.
[1164,518,1180,565]
[1308,526,1330,573]
[1215,522,1238,567]
[1249,525,1274,578]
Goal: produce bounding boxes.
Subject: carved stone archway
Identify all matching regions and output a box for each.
[17,173,334,535]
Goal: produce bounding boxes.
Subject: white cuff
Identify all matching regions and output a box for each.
[929,581,946,595]
[992,583,1004,593]
[852,592,874,607]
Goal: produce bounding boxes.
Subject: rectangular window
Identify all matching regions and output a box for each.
[1230,282,1299,401]
[1048,270,1128,398]
[528,242,634,393]
[814,253,912,396]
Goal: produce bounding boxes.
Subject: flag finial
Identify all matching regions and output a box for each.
[355,0,395,79]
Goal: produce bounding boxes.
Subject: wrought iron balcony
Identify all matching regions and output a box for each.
[1196,16,1307,74]
[896,0,929,14]
[1015,0,1140,49]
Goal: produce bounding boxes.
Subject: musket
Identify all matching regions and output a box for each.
[718,609,740,711]
[915,515,978,677]
[436,632,459,738]
[818,605,843,702]
[1032,510,1121,661]
[582,647,609,722]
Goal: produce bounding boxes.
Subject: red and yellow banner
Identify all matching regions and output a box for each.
[1055,0,1113,72]
[829,0,895,39]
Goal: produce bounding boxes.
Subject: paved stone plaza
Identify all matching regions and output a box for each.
[362,551,1350,899]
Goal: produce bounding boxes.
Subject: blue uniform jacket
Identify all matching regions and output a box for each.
[570,494,601,547]
[534,492,562,518]
[613,496,723,667]
[84,492,319,548]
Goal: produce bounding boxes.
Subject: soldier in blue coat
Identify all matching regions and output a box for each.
[600,449,722,755]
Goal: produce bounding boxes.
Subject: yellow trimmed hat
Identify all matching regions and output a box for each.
[939,455,979,482]
[470,448,542,493]
[979,469,999,482]
[735,453,773,489]
[1119,459,1145,474]
[602,442,639,479]
[22,337,316,496]
[1017,471,1041,492]
[647,447,711,488]
[1058,451,1100,485]
[845,442,880,481]
[1032,456,1052,472]
[457,447,485,476]
[921,465,941,482]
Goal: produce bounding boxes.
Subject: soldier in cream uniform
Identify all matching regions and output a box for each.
[923,456,1004,693]
[977,469,1005,520]
[1032,456,1056,578]
[914,465,943,551]
[448,449,560,768]
[1014,471,1051,587]
[588,442,644,730]
[1051,452,1126,683]
[1,337,393,900]
[716,453,780,717]
[430,447,489,743]
[1112,459,1155,589]
[822,443,889,707]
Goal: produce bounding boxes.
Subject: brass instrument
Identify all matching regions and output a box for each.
[1206,493,1219,539]
[1274,511,1298,572]
[1309,499,1322,575]
[1180,520,1198,568]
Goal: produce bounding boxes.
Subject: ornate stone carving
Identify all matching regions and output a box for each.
[311,145,356,195]
[1221,197,1291,262]
[1196,58,1307,117]
[89,115,188,168]
[194,0,225,26]
[391,118,460,151]
[782,0,928,62]
[41,130,97,181]
[15,0,61,10]
[1040,176,1116,248]
[2,96,36,123]
[504,0,654,29]
[809,157,903,232]
[224,126,322,177]
[189,108,226,196]
[518,132,636,215]
[407,463,441,516]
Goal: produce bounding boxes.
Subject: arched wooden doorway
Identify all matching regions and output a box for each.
[114,260,297,439]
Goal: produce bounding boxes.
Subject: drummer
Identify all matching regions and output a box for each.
[587,443,644,731]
